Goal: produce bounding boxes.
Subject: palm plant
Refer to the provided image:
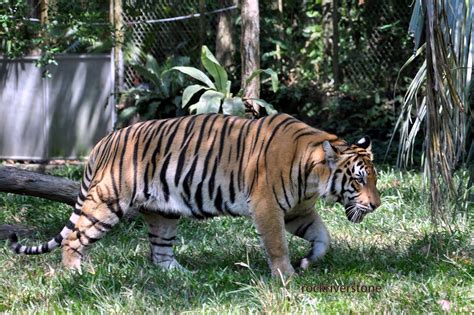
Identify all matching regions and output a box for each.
[394,0,473,223]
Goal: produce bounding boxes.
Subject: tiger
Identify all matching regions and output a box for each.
[9,113,381,276]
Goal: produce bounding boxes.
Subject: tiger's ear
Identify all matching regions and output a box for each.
[323,141,340,163]
[355,136,372,153]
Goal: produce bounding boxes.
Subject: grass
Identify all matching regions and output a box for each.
[0,166,472,313]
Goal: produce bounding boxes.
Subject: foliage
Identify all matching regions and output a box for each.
[261,83,402,164]
[257,0,415,161]
[394,0,473,222]
[0,0,111,76]
[116,55,190,129]
[172,45,278,116]
[0,167,472,312]
[0,0,37,58]
[259,0,414,92]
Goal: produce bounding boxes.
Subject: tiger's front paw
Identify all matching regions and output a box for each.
[62,246,82,271]
[271,261,295,277]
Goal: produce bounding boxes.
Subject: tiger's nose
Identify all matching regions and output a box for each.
[370,197,381,211]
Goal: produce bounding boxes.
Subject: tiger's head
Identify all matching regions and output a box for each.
[322,136,381,223]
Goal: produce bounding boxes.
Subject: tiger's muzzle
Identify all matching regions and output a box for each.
[345,203,376,223]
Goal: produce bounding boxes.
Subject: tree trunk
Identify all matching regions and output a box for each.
[332,0,340,89]
[0,166,79,206]
[199,0,206,56]
[40,0,49,24]
[240,0,260,117]
[111,0,124,95]
[275,0,283,70]
[322,0,332,82]
[216,0,236,67]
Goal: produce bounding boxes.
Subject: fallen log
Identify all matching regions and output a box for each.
[0,166,137,239]
[0,166,79,206]
[0,224,36,239]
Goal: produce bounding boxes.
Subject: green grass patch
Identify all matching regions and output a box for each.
[0,167,472,313]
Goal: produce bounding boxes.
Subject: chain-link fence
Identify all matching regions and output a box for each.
[121,0,413,92]
[8,1,413,95]
[339,0,413,91]
[122,0,237,88]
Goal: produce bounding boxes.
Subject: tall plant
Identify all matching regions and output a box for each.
[395,0,473,223]
[172,46,278,117]
[116,54,190,128]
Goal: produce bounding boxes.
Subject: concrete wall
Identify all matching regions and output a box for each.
[0,54,114,160]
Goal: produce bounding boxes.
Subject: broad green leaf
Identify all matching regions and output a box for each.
[130,63,161,87]
[244,68,279,93]
[134,94,157,107]
[182,84,208,107]
[123,42,143,65]
[222,97,246,117]
[159,76,171,97]
[248,98,278,115]
[201,45,228,93]
[173,96,182,108]
[262,69,279,92]
[145,54,160,76]
[190,90,224,114]
[118,106,138,120]
[143,101,160,119]
[171,66,216,89]
[225,80,231,97]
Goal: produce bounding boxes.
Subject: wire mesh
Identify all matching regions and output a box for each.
[122,0,237,88]
[121,0,412,92]
[339,0,413,91]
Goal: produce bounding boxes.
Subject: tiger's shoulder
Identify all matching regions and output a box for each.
[258,113,339,144]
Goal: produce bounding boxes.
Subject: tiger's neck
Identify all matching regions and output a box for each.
[299,144,332,202]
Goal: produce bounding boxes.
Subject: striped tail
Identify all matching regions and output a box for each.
[9,159,95,255]
[8,202,83,255]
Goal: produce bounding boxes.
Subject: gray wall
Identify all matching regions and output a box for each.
[0,54,114,160]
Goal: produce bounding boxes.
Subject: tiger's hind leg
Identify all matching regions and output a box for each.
[285,210,330,270]
[62,198,124,270]
[141,211,186,271]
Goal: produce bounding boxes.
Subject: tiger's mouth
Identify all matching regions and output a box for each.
[345,204,370,223]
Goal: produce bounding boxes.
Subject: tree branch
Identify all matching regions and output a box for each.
[0,166,79,206]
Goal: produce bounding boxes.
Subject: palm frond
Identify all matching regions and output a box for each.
[396,0,473,223]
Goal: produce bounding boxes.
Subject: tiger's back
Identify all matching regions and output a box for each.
[10,113,380,276]
[89,114,335,218]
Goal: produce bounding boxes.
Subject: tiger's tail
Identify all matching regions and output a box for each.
[8,159,95,255]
